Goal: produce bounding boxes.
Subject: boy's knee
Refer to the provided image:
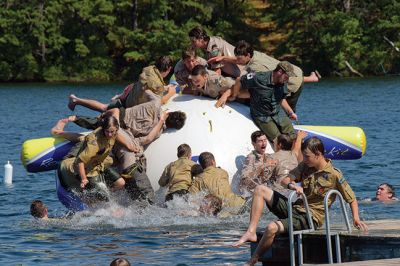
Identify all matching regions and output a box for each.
[113,178,126,189]
[254,185,271,195]
[266,221,279,235]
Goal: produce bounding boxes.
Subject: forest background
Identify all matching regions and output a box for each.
[1,0,399,82]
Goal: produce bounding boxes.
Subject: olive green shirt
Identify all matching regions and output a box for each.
[189,166,245,208]
[198,69,235,98]
[289,160,356,227]
[59,128,115,189]
[125,65,165,107]
[158,157,196,194]
[247,51,303,94]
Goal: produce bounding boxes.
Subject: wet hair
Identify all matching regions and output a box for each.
[380,183,396,198]
[110,258,131,266]
[199,152,215,168]
[188,26,210,41]
[251,130,266,143]
[155,56,173,72]
[301,136,324,155]
[100,113,119,131]
[277,134,294,151]
[177,143,191,157]
[30,200,47,218]
[234,40,254,57]
[165,111,186,130]
[182,46,197,60]
[191,64,208,76]
[191,164,204,177]
[202,194,223,216]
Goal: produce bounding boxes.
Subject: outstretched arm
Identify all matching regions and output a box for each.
[292,130,308,162]
[207,55,238,65]
[281,99,297,121]
[51,116,85,142]
[77,161,89,188]
[161,85,177,104]
[349,200,368,231]
[116,130,140,153]
[140,111,169,146]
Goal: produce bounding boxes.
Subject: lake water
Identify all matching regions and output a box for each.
[0,77,399,265]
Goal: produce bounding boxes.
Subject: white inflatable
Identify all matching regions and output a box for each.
[144,94,274,191]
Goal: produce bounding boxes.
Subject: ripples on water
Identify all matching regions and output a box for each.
[0,78,400,264]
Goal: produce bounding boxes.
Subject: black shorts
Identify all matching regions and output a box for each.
[267,191,317,233]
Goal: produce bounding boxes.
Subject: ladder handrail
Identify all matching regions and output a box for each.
[288,190,315,266]
[324,189,352,264]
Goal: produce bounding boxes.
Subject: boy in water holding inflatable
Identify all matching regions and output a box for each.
[158,144,196,202]
[189,152,246,210]
[233,137,368,266]
[52,115,132,204]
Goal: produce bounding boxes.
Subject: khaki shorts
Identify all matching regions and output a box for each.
[267,191,317,233]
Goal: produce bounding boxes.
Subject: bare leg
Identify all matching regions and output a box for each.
[233,185,275,247]
[51,116,83,142]
[303,71,321,83]
[245,221,284,266]
[111,178,126,190]
[68,94,109,112]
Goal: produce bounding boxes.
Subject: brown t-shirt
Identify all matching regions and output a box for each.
[289,160,356,227]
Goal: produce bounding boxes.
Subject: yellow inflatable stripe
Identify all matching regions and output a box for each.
[20,137,66,167]
[296,125,366,155]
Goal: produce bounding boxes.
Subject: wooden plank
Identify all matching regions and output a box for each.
[253,219,400,265]
[307,257,400,265]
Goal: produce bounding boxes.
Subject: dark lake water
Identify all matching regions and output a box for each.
[0,77,399,265]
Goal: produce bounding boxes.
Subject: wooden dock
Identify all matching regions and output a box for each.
[251,219,400,266]
[308,258,400,265]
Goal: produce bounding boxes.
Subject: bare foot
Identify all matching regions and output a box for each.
[244,257,259,266]
[315,70,322,79]
[232,231,257,247]
[51,118,70,135]
[305,72,319,82]
[68,94,78,111]
[67,115,77,122]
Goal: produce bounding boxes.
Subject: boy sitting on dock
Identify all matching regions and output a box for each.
[233,136,368,266]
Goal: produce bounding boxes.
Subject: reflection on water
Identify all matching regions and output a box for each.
[1,78,400,264]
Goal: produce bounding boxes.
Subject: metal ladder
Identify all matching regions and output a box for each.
[288,190,315,266]
[324,189,352,264]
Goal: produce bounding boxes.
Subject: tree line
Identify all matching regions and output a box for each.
[0,0,399,82]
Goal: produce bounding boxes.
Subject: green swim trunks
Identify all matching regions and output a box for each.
[267,191,317,233]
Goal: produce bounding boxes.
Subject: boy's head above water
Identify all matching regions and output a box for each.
[30,199,48,219]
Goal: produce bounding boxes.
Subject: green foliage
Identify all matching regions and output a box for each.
[268,0,400,76]
[0,0,398,81]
